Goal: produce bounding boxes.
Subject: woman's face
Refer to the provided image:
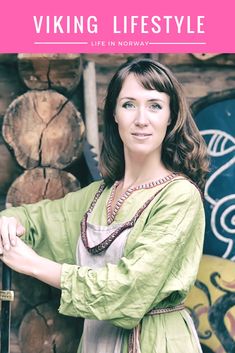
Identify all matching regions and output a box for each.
[115,74,171,161]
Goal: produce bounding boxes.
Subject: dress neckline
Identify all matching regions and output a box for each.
[106,172,178,225]
[80,176,180,255]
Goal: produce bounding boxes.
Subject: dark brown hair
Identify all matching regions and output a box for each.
[99,58,209,191]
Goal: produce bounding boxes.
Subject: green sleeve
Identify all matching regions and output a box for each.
[59,181,205,329]
[0,181,103,264]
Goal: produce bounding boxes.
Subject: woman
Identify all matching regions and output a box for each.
[0,58,209,353]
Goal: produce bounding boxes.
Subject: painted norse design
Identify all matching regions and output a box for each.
[194,98,235,260]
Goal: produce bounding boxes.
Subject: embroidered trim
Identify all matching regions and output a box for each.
[147,303,185,315]
[80,178,179,255]
[106,172,178,225]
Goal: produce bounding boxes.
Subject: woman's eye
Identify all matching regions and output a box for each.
[149,103,162,111]
[122,102,135,109]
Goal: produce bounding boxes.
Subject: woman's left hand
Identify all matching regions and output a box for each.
[0,237,40,276]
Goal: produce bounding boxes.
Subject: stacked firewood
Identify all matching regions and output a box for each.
[1,54,85,353]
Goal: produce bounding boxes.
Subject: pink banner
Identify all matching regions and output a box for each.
[0,0,234,53]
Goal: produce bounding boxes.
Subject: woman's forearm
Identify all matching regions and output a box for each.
[31,255,62,289]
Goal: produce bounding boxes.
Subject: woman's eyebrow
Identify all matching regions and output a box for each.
[119,96,136,101]
[147,98,165,103]
[119,97,165,102]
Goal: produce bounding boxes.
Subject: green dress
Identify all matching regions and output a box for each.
[0,177,205,353]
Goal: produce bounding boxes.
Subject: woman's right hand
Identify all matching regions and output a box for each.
[0,216,25,254]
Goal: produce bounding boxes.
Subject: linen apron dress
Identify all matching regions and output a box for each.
[0,177,205,353]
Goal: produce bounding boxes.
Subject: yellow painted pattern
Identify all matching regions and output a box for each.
[186,255,235,353]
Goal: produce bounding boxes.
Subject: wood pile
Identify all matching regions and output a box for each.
[0,54,85,353]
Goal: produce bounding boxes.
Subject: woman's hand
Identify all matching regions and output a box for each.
[0,237,39,276]
[0,236,62,289]
[0,216,25,253]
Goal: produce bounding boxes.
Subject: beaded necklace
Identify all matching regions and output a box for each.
[106,172,177,225]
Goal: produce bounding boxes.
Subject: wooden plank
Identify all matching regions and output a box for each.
[172,67,235,104]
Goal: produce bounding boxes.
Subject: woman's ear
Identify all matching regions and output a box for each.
[114,113,118,123]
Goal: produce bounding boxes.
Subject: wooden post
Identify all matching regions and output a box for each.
[83,61,100,160]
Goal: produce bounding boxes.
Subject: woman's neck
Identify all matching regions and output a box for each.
[121,155,172,190]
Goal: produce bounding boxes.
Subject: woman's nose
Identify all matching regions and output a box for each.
[134,108,149,126]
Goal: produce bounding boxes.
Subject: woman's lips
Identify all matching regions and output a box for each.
[131,133,152,136]
[131,132,152,139]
